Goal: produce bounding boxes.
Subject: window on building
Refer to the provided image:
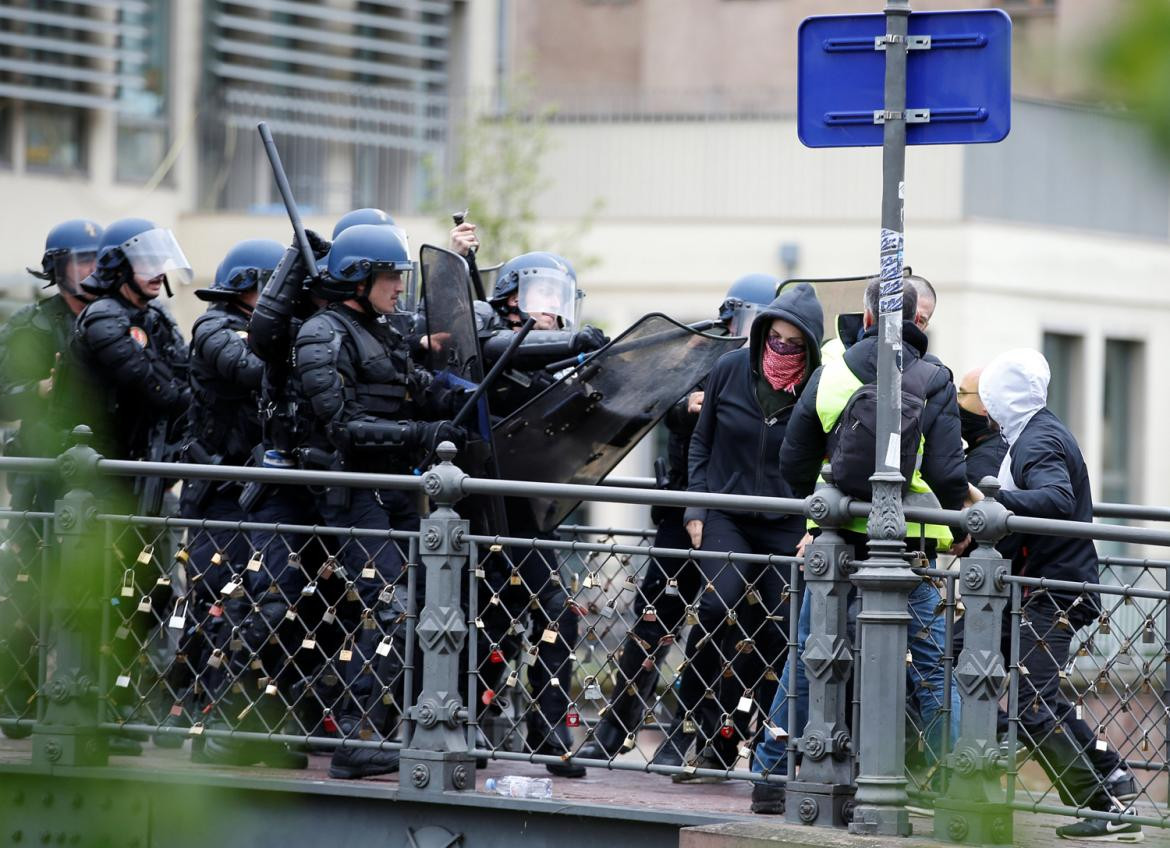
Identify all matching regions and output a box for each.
[24,105,85,173]
[1041,332,1083,439]
[0,103,12,168]
[115,0,170,184]
[1101,339,1144,505]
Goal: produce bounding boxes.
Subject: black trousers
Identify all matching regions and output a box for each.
[677,510,800,762]
[476,498,579,753]
[1004,590,1112,811]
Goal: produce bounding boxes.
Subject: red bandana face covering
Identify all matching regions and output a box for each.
[762,337,806,392]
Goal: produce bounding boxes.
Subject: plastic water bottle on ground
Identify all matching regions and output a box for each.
[484,775,553,799]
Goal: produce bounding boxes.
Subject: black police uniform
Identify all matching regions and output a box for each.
[294,300,458,778]
[470,305,593,774]
[0,294,77,735]
[64,290,188,744]
[69,292,189,465]
[162,301,268,743]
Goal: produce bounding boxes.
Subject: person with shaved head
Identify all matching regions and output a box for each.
[957,366,1006,485]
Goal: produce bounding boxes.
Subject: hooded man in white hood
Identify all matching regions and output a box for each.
[979,349,1140,842]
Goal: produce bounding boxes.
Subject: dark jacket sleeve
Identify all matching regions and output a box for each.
[996,431,1076,519]
[76,300,188,413]
[0,305,51,422]
[918,378,968,510]
[779,366,828,498]
[192,315,264,391]
[683,359,726,525]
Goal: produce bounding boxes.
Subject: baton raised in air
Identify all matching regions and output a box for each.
[453,208,487,302]
[258,122,319,278]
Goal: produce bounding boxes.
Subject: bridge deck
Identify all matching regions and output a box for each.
[0,737,1087,847]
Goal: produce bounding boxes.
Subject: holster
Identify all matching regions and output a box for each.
[180,440,225,512]
[300,446,351,511]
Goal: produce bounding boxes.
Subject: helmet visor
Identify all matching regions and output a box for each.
[119,228,193,288]
[47,248,98,295]
[518,267,577,328]
[368,263,417,315]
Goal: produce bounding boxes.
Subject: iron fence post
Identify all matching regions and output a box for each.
[400,442,476,795]
[788,468,857,828]
[32,426,106,768]
[851,0,916,836]
[935,478,1013,846]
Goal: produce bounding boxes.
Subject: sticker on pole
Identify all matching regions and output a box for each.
[797,9,1012,148]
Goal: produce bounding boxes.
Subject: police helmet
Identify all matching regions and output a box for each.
[317,224,415,310]
[491,251,580,328]
[331,207,396,239]
[196,239,286,302]
[719,273,780,336]
[28,218,103,295]
[83,218,192,298]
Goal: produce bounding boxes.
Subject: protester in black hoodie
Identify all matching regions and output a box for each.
[672,283,823,776]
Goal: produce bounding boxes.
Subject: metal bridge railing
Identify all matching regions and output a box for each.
[0,431,1166,841]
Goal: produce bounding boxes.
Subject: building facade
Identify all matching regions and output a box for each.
[0,0,1164,522]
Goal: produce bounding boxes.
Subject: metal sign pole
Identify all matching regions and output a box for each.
[849,0,918,837]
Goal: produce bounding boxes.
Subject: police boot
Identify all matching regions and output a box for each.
[201,600,307,770]
[328,620,403,780]
[538,723,587,779]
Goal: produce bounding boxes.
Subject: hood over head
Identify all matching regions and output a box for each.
[749,282,824,381]
[978,348,1050,446]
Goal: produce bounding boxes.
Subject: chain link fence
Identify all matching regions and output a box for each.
[0,449,1166,839]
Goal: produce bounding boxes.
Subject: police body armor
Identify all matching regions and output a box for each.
[294,303,420,474]
[187,303,263,465]
[0,295,77,510]
[66,294,188,462]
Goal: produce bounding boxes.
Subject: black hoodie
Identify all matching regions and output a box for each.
[684,284,824,526]
[780,320,968,509]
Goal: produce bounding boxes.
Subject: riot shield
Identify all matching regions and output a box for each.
[421,244,483,381]
[779,274,870,341]
[493,313,743,532]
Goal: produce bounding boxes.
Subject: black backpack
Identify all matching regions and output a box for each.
[826,358,942,500]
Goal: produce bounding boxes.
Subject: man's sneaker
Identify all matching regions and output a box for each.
[1056,814,1143,842]
[750,783,785,815]
[1105,770,1140,804]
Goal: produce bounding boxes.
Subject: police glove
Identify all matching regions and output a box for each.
[412,420,467,453]
[303,228,332,260]
[571,324,609,353]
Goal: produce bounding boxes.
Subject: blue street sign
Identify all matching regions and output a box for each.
[797,9,1011,148]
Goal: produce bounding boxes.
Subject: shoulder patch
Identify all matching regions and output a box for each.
[129,326,149,348]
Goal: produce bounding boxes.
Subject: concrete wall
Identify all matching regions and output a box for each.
[510,0,1068,111]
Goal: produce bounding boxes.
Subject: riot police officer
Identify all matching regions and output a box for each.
[59,217,191,753]
[167,239,308,765]
[0,218,102,738]
[294,223,462,779]
[469,250,607,778]
[67,218,190,471]
[477,252,606,416]
[577,273,780,769]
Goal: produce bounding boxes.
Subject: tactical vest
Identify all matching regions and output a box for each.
[813,355,953,546]
[320,307,411,419]
[189,306,259,462]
